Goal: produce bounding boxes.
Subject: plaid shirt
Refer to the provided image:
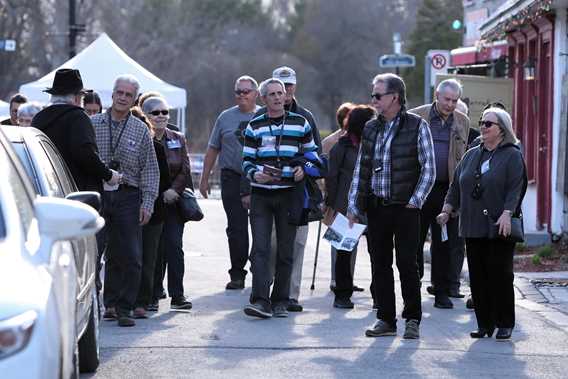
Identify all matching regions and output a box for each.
[92,111,159,212]
[348,116,436,217]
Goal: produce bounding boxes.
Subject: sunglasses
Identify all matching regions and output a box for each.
[235,89,254,96]
[150,110,169,116]
[478,120,499,129]
[370,92,393,101]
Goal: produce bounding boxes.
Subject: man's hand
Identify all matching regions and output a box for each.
[107,169,122,186]
[241,195,251,210]
[347,212,358,228]
[199,176,209,199]
[254,171,272,184]
[436,212,450,226]
[293,166,305,182]
[497,210,512,237]
[163,189,180,204]
[139,208,151,225]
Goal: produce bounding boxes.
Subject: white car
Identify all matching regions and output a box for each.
[0,127,104,378]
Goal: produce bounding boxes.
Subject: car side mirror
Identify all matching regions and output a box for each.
[65,191,101,212]
[34,196,105,243]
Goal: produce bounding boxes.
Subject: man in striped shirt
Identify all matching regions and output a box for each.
[347,73,436,339]
[242,78,318,319]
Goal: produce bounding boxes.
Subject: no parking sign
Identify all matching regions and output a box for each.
[427,50,450,86]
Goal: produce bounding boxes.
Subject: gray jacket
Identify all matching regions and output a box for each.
[445,143,526,238]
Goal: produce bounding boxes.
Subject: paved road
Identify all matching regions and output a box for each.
[85,199,568,378]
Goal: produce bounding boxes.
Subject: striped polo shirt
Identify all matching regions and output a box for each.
[242,111,318,190]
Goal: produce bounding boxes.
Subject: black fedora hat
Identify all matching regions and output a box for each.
[44,68,92,95]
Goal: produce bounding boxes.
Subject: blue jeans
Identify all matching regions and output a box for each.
[249,188,297,308]
[98,187,142,315]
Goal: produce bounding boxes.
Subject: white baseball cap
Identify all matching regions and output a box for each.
[272,66,297,85]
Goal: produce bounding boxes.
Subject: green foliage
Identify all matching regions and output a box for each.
[403,0,464,105]
[515,243,528,252]
[537,245,554,259]
[531,254,542,265]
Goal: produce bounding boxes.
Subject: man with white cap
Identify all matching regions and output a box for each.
[256,66,322,312]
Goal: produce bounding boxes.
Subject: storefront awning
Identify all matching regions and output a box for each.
[450,40,508,66]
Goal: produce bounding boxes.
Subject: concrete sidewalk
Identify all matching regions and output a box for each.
[88,200,568,378]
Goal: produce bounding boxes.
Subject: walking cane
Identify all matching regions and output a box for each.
[310,220,323,290]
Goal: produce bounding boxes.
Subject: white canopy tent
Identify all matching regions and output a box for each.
[19,33,187,133]
[0,100,9,119]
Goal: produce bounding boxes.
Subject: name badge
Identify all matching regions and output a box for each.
[262,135,276,148]
[481,159,490,175]
[167,139,182,149]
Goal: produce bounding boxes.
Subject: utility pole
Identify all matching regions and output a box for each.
[69,0,77,58]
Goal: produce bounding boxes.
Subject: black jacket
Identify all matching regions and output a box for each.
[326,136,359,215]
[32,104,112,192]
[149,139,171,224]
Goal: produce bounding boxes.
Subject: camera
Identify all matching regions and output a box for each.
[109,160,120,170]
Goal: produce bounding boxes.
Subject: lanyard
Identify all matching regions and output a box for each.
[267,112,286,163]
[107,112,129,160]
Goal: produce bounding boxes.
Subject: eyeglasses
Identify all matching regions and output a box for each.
[370,92,393,101]
[478,120,499,129]
[150,110,169,116]
[235,89,254,96]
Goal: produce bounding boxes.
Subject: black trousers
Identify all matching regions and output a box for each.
[417,182,451,295]
[135,222,163,307]
[333,244,358,300]
[367,201,422,325]
[249,188,297,308]
[221,169,249,281]
[448,218,465,293]
[466,238,515,329]
[97,187,142,315]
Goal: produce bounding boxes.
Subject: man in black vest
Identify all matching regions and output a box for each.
[347,73,435,339]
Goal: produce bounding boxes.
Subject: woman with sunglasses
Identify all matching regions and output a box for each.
[142,96,194,311]
[436,107,527,341]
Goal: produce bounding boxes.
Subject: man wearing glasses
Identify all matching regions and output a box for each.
[92,74,159,327]
[348,73,435,339]
[200,75,260,290]
[410,79,470,309]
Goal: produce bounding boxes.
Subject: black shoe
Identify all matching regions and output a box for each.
[334,298,354,309]
[171,296,193,310]
[426,285,435,296]
[434,295,453,309]
[495,328,512,340]
[156,290,167,300]
[272,304,289,318]
[449,290,465,299]
[287,299,303,312]
[466,296,474,309]
[147,301,159,312]
[353,285,364,292]
[244,303,272,319]
[470,327,495,338]
[372,302,379,310]
[226,279,245,290]
[117,315,136,327]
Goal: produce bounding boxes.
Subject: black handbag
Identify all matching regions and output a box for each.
[487,214,525,243]
[177,188,204,222]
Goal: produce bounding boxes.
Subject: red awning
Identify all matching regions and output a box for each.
[451,40,508,66]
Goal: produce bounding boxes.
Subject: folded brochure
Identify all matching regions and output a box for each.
[323,213,366,252]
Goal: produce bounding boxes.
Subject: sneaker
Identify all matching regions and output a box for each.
[426,285,435,296]
[272,304,289,318]
[226,279,245,290]
[117,315,136,327]
[103,307,117,320]
[133,307,147,319]
[244,303,272,319]
[334,298,354,309]
[287,299,303,312]
[353,285,365,292]
[171,296,193,310]
[365,320,397,337]
[403,319,420,339]
[147,301,159,312]
[434,295,454,309]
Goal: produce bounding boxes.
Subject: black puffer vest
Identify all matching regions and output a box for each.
[355,111,422,212]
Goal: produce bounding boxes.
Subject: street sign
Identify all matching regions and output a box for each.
[427,50,450,86]
[379,54,416,68]
[0,39,16,51]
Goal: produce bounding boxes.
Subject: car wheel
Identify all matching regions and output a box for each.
[78,286,100,372]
